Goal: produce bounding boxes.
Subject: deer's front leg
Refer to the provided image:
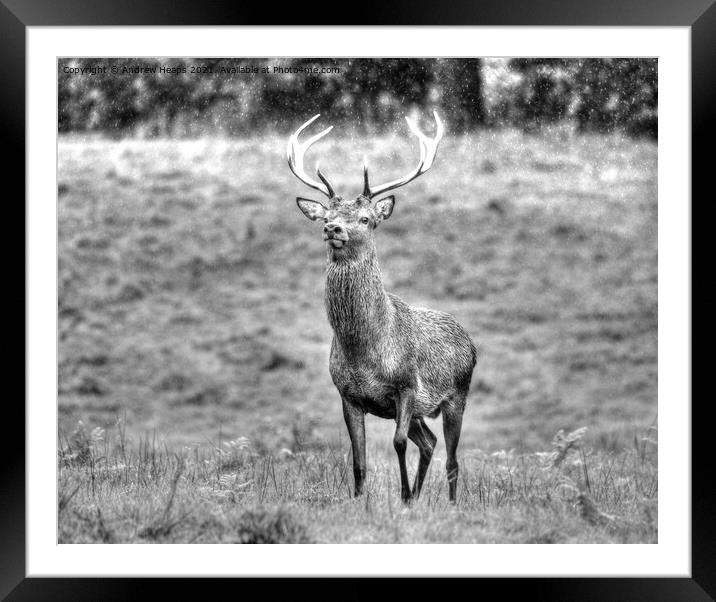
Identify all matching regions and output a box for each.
[393,388,415,503]
[342,397,366,497]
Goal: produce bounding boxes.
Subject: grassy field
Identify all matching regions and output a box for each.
[58,127,658,543]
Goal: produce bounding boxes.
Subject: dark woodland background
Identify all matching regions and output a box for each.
[58,58,657,138]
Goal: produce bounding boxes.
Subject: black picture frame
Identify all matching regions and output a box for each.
[7,0,711,598]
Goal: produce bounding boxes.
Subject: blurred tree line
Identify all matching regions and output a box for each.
[58,58,657,139]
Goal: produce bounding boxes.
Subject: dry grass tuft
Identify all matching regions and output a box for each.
[236,507,312,544]
[550,427,588,468]
[577,493,618,527]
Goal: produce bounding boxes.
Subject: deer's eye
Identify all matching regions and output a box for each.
[360,217,370,225]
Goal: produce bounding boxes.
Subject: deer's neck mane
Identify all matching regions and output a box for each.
[324,246,392,354]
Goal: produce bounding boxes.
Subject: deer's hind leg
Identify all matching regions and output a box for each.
[442,396,466,503]
[408,417,437,499]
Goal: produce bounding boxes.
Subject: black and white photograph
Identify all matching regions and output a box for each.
[55,56,660,545]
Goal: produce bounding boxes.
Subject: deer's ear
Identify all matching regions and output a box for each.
[374,195,395,224]
[296,197,327,221]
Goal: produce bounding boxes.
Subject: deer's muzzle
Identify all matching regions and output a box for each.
[323,222,348,248]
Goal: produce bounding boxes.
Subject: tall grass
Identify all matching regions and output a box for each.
[58,419,657,544]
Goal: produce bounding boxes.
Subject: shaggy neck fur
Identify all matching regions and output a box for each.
[324,244,392,355]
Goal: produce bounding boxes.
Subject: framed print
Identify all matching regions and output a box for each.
[8,0,712,598]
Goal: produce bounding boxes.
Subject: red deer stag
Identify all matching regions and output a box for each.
[287,112,476,503]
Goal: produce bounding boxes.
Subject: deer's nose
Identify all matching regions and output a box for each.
[323,223,343,235]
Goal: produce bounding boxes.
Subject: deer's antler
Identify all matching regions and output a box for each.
[363,111,444,199]
[287,114,336,198]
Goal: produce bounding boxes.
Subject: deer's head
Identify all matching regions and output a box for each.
[287,112,443,262]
